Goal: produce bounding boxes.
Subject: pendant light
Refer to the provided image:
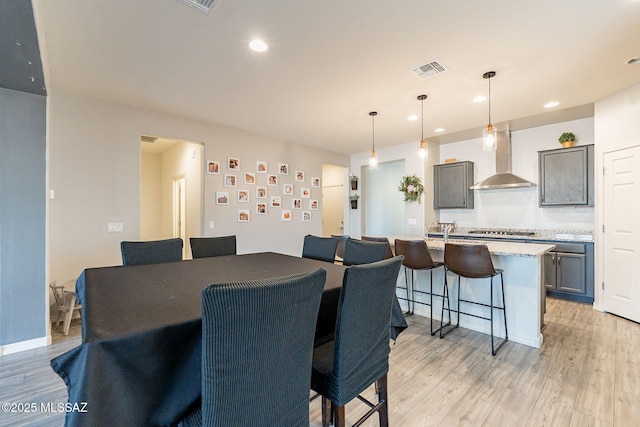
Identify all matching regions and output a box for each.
[482,71,497,151]
[417,95,428,160]
[368,111,378,170]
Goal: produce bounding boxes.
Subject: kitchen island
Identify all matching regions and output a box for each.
[404,238,555,348]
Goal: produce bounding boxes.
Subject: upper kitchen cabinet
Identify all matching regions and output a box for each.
[434,161,474,209]
[538,144,594,207]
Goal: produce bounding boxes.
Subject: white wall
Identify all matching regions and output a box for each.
[349,141,438,238]
[593,82,640,310]
[439,117,595,231]
[48,92,348,282]
[140,151,162,240]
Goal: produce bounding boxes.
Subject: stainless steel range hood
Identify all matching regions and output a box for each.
[470,130,536,190]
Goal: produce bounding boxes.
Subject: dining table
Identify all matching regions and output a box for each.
[51,252,407,426]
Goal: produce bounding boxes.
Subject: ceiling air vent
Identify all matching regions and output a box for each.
[141,135,158,144]
[409,60,448,80]
[176,0,220,15]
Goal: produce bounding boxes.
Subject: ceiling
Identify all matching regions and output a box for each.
[30,0,640,154]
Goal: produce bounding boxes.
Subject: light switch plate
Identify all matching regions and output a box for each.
[408,218,417,226]
[107,222,124,233]
[209,220,215,229]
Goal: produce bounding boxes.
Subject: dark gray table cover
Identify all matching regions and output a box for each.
[51,252,407,426]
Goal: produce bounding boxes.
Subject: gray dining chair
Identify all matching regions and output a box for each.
[362,235,394,259]
[302,235,339,263]
[330,234,349,260]
[120,238,183,266]
[311,256,404,427]
[179,268,327,427]
[189,235,237,259]
[342,238,388,266]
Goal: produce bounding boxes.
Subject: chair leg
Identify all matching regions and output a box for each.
[321,397,331,427]
[63,294,77,336]
[501,272,508,341]
[334,405,346,427]
[377,375,389,427]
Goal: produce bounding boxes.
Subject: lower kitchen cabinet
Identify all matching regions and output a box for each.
[540,241,594,303]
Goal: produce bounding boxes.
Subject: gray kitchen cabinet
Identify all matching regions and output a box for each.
[538,144,594,207]
[540,241,593,303]
[434,161,474,209]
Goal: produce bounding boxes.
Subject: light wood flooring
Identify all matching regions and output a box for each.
[1,298,639,426]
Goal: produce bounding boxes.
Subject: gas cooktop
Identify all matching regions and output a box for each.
[468,230,535,237]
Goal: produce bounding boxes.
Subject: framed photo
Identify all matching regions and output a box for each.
[216,191,229,205]
[256,161,268,173]
[292,198,302,209]
[295,171,304,182]
[237,189,249,203]
[283,183,293,195]
[244,172,255,185]
[256,203,267,215]
[224,174,237,187]
[267,174,278,186]
[237,209,250,223]
[207,161,220,174]
[302,211,311,222]
[278,163,289,175]
[281,210,292,222]
[227,157,240,170]
[271,196,281,208]
[311,177,320,188]
[301,187,310,198]
[256,187,267,199]
[310,199,318,210]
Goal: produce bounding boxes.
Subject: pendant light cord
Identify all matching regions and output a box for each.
[421,98,424,141]
[488,76,492,125]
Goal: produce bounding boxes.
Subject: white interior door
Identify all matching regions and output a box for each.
[603,145,640,323]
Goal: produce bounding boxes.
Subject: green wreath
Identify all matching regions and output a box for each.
[398,175,424,203]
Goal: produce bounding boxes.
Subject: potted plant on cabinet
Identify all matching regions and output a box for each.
[349,194,359,209]
[558,132,576,148]
[350,175,359,191]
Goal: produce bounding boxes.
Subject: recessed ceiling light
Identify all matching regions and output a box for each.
[627,57,640,65]
[408,115,419,121]
[434,128,445,133]
[249,39,268,52]
[544,101,560,108]
[473,95,486,103]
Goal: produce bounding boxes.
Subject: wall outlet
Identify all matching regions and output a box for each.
[407,218,417,226]
[209,220,215,229]
[107,222,124,233]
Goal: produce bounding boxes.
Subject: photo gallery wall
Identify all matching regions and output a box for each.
[207,157,320,223]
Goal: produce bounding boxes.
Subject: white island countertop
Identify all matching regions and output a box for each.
[426,237,556,257]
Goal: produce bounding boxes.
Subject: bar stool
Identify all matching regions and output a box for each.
[441,243,508,356]
[394,239,448,336]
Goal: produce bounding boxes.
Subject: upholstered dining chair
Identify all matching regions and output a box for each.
[302,234,339,263]
[120,238,183,266]
[179,268,327,427]
[342,238,388,266]
[189,235,237,259]
[361,235,394,259]
[311,256,404,427]
[330,234,349,260]
[49,280,82,336]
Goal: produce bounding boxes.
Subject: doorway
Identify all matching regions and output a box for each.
[603,144,640,323]
[321,164,347,237]
[140,136,203,259]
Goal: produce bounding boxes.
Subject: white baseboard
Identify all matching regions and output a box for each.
[0,336,50,356]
